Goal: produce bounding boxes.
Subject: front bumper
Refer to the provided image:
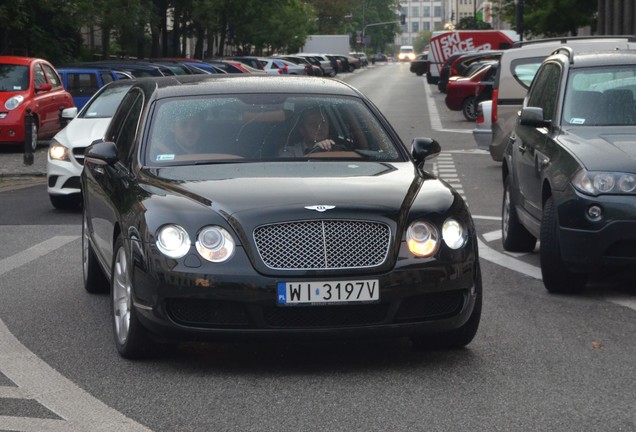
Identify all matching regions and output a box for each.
[131,246,479,342]
[557,191,636,272]
[0,110,27,144]
[47,147,85,196]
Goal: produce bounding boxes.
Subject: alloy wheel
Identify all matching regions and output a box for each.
[112,247,132,345]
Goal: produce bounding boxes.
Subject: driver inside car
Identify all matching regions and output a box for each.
[280,107,345,156]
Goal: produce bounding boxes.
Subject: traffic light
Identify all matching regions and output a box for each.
[400,14,406,25]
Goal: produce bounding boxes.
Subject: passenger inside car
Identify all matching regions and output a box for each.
[149,106,207,161]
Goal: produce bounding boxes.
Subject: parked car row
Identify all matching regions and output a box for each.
[414,35,636,295]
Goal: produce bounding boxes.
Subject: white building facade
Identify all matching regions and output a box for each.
[397,0,508,45]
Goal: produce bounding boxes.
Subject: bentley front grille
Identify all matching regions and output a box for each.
[254,220,391,270]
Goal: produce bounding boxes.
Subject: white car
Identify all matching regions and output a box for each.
[47,80,133,209]
[472,100,492,151]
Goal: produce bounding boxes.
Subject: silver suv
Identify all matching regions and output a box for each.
[489,36,636,161]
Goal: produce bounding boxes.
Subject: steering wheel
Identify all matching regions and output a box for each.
[305,139,351,154]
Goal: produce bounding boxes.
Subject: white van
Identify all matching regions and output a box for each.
[489,36,636,161]
[398,45,415,61]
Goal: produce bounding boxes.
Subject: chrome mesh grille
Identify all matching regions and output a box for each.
[254,220,391,270]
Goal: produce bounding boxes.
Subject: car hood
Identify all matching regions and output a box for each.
[141,161,455,229]
[54,117,112,148]
[560,127,636,172]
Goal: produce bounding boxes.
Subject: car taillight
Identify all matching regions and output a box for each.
[492,88,498,123]
[476,106,485,124]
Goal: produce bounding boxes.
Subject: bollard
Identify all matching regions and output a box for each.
[23,107,34,166]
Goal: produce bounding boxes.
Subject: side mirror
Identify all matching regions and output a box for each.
[85,141,118,166]
[35,82,52,92]
[519,107,551,128]
[411,137,441,165]
[61,107,78,119]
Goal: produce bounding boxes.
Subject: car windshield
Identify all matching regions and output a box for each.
[0,64,29,91]
[81,84,133,119]
[562,65,636,126]
[144,93,405,166]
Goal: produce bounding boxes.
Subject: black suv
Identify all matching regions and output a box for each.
[501,48,636,293]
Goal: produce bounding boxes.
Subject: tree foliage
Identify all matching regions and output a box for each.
[0,0,402,63]
[497,0,596,38]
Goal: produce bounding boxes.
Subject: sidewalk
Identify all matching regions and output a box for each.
[0,146,48,177]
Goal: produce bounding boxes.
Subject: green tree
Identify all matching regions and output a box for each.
[497,0,596,37]
[457,16,492,30]
[413,31,432,53]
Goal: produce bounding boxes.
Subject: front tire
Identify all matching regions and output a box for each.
[111,235,157,358]
[540,197,587,293]
[502,177,537,252]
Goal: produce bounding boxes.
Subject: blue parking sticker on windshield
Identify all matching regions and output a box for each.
[156,154,175,161]
[570,118,586,125]
[277,282,286,304]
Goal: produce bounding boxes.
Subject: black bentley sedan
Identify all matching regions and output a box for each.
[81,75,481,358]
[502,49,636,293]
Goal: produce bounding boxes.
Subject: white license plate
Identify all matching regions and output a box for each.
[277,280,380,305]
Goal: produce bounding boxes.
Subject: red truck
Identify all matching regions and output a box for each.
[426,30,518,84]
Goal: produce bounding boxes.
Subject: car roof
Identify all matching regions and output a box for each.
[0,56,46,66]
[131,74,363,100]
[57,66,125,73]
[553,49,636,68]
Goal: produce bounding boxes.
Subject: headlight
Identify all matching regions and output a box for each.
[156,224,190,258]
[196,226,235,262]
[406,221,439,257]
[49,140,70,162]
[573,169,636,195]
[5,95,24,110]
[442,218,467,249]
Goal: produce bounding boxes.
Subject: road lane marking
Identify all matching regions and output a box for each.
[0,236,79,277]
[0,236,153,431]
[0,318,153,431]
[474,218,636,312]
[422,80,479,134]
[477,238,542,280]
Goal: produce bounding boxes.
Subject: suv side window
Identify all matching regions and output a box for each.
[67,72,100,96]
[510,57,546,89]
[526,62,561,120]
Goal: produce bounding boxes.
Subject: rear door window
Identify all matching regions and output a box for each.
[511,56,546,89]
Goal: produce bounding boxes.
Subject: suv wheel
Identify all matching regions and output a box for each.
[502,176,536,252]
[540,197,587,293]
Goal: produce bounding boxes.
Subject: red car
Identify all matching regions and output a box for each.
[0,56,74,150]
[444,61,497,121]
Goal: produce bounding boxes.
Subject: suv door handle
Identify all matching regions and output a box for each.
[518,144,527,154]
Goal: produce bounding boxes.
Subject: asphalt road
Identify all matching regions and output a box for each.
[0,63,635,432]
